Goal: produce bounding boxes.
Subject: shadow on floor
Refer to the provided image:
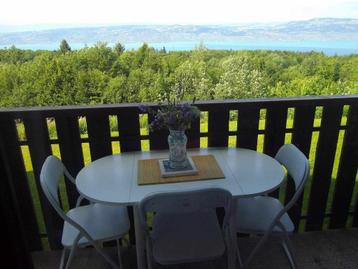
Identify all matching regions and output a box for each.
[32,229,358,269]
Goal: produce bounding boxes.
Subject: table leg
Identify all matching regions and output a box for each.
[134,205,146,269]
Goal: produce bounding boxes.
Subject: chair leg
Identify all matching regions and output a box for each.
[92,241,120,269]
[236,247,243,269]
[281,233,297,269]
[243,233,270,268]
[116,239,123,269]
[65,244,78,269]
[60,248,69,269]
[226,227,239,269]
[145,239,154,269]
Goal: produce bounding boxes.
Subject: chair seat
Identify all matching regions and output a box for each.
[151,210,226,265]
[62,203,130,247]
[236,196,294,234]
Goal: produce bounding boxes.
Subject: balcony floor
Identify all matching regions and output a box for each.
[32,229,358,269]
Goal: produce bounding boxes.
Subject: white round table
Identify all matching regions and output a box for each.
[76,147,285,269]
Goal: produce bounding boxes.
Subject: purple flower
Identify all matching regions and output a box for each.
[184,111,192,119]
[168,114,176,126]
[145,102,199,132]
[181,103,191,111]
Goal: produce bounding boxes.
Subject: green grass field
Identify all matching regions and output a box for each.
[19,116,357,249]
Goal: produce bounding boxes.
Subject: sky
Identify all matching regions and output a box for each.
[0,0,357,26]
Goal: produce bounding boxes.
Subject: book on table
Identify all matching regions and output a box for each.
[158,157,198,177]
[137,154,225,185]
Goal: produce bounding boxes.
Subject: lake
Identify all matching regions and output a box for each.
[1,40,358,55]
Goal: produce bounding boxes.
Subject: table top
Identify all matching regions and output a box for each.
[76,147,285,205]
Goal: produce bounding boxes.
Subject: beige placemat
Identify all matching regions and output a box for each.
[138,155,225,185]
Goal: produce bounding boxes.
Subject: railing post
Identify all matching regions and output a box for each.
[118,110,141,152]
[330,104,358,228]
[287,105,315,229]
[23,113,63,249]
[263,106,287,198]
[86,114,112,160]
[0,125,34,268]
[118,110,141,244]
[186,116,200,148]
[208,107,229,147]
[236,106,260,150]
[306,104,343,231]
[0,117,42,250]
[55,115,84,208]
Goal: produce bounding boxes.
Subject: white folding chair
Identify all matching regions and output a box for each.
[235,144,309,269]
[139,188,233,269]
[40,155,130,269]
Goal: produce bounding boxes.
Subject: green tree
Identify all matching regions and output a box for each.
[114,42,125,56]
[102,75,128,103]
[172,60,213,100]
[0,45,356,108]
[332,63,341,82]
[160,46,167,54]
[76,42,117,73]
[74,69,109,104]
[214,56,267,99]
[59,40,71,54]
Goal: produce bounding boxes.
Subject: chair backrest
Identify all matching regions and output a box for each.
[41,156,97,239]
[275,143,310,196]
[40,155,73,220]
[268,144,309,233]
[40,155,111,248]
[139,188,232,229]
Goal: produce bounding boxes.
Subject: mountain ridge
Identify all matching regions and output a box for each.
[0,18,357,45]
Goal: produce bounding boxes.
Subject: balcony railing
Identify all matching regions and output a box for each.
[1,95,357,262]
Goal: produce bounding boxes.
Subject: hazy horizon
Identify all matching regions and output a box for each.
[0,17,357,34]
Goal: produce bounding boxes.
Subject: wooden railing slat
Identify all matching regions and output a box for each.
[236,107,260,150]
[55,116,84,208]
[263,106,288,197]
[0,118,42,251]
[306,104,343,231]
[118,111,141,152]
[263,106,288,156]
[117,111,141,244]
[330,104,358,228]
[23,114,63,249]
[287,105,315,229]
[86,114,112,161]
[208,108,230,147]
[186,116,200,149]
[0,142,34,268]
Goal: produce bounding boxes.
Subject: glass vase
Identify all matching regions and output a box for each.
[168,129,188,169]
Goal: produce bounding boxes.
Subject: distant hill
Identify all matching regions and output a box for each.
[0,18,357,45]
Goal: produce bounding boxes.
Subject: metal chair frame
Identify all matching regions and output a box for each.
[236,144,310,269]
[40,156,128,269]
[139,188,233,269]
